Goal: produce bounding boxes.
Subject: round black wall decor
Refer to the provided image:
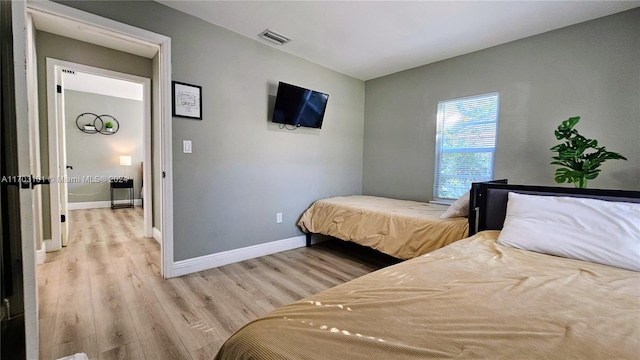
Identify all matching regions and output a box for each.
[76,112,120,135]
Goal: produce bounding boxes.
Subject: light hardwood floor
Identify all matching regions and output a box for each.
[37,207,399,360]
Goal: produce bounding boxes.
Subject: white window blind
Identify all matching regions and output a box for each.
[434,92,499,200]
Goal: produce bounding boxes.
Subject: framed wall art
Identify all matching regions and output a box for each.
[172,81,202,120]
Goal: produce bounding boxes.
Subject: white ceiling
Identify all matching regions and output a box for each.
[63,71,143,101]
[157,1,640,80]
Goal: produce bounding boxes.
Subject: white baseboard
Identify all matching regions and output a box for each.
[152,227,162,244]
[172,235,306,277]
[36,244,46,264]
[43,238,60,253]
[68,199,142,210]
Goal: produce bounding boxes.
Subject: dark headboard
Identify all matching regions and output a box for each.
[468,183,640,236]
[467,179,508,235]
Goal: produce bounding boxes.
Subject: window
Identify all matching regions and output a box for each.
[434,92,499,200]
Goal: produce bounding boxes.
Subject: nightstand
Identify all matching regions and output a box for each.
[110,178,134,209]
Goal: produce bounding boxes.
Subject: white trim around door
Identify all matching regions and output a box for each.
[27,0,174,280]
[45,58,153,242]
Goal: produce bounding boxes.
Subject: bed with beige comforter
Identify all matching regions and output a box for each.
[298,195,469,259]
[215,231,640,360]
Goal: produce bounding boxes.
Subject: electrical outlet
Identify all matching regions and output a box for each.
[276,212,283,223]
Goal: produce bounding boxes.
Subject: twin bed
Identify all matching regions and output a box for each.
[298,195,469,260]
[215,183,640,359]
[298,180,508,260]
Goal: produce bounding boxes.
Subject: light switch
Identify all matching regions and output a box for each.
[183,140,192,154]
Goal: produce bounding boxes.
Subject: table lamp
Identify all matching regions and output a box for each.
[120,155,132,177]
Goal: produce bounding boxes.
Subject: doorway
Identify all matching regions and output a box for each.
[25,0,175,283]
[16,2,174,357]
[45,59,153,251]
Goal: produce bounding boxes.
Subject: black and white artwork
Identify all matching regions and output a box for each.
[172,81,202,120]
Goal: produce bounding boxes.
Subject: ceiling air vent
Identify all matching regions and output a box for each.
[259,29,292,45]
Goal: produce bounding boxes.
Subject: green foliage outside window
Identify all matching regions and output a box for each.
[435,94,498,199]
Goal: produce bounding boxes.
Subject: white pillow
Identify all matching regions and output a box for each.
[497,192,640,272]
[440,190,471,219]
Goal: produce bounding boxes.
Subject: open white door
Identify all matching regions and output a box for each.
[54,66,69,246]
[44,59,66,251]
[55,67,70,247]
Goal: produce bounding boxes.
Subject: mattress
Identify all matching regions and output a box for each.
[298,195,469,259]
[215,231,640,360]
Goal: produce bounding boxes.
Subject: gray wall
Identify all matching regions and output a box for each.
[57,1,365,260]
[36,30,152,239]
[363,8,640,201]
[65,90,143,203]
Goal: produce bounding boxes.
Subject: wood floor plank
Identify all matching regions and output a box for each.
[269,252,341,292]
[87,210,111,245]
[200,276,264,327]
[295,247,379,277]
[51,283,95,346]
[210,263,275,302]
[38,207,397,360]
[122,238,150,256]
[98,341,146,360]
[139,237,161,254]
[50,335,99,360]
[174,274,218,308]
[130,299,193,360]
[111,210,141,239]
[250,257,313,300]
[51,244,96,346]
[87,242,115,276]
[190,340,224,360]
[111,256,159,309]
[145,274,222,351]
[39,316,56,360]
[37,261,61,320]
[130,251,161,278]
[253,298,278,314]
[107,240,130,259]
[91,272,139,353]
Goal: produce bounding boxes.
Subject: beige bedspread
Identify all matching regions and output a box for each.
[215,231,640,360]
[298,195,469,259]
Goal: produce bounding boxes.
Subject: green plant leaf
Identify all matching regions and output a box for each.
[565,116,580,129]
[550,116,626,187]
[585,171,600,180]
[554,168,578,184]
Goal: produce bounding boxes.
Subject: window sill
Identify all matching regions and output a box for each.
[429,200,454,205]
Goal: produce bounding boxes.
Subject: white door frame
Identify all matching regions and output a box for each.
[45,58,153,244]
[20,0,177,355]
[26,12,45,263]
[18,1,175,357]
[26,0,175,280]
[45,62,67,250]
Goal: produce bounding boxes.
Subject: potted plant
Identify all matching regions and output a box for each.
[104,121,114,132]
[550,116,627,188]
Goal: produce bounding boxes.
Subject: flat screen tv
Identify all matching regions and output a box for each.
[272,82,329,129]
